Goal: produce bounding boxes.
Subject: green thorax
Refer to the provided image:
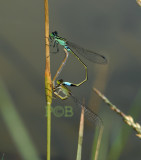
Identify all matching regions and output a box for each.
[55,36,67,46]
[60,85,71,96]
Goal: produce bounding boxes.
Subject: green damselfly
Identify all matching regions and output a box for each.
[50,31,107,87]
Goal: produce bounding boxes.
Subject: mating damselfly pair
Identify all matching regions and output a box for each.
[48,31,108,126]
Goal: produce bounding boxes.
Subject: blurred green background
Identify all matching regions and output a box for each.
[0,0,141,160]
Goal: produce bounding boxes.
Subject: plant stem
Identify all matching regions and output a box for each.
[94,126,103,160]
[76,106,84,160]
[44,0,52,160]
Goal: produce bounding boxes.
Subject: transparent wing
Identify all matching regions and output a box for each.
[66,41,107,64]
[71,94,103,127]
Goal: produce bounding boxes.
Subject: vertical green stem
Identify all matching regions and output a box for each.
[44,0,52,160]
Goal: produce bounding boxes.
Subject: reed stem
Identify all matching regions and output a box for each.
[44,0,52,160]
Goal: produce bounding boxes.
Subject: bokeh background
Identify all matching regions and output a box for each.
[0,0,141,160]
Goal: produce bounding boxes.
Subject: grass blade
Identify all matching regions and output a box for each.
[76,106,85,160]
[0,80,41,160]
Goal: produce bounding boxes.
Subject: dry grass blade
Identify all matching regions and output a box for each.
[93,126,104,160]
[93,88,141,139]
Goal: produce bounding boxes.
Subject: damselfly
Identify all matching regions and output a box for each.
[51,78,103,160]
[50,31,107,87]
[53,78,103,126]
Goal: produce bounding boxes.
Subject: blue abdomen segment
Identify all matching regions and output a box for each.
[63,82,72,86]
[63,82,76,87]
[64,46,71,51]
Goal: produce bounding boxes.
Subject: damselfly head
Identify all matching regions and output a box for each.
[49,31,58,40]
[57,79,63,85]
[52,31,58,36]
